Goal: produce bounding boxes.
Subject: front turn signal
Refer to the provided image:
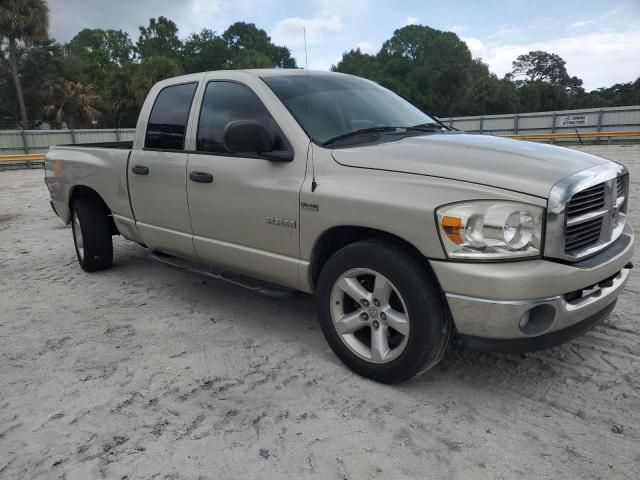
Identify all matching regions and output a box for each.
[441,215,463,244]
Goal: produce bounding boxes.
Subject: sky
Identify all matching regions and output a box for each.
[47,0,640,90]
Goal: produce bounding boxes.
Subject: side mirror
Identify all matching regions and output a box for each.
[223,120,293,162]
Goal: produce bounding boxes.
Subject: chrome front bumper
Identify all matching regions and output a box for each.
[431,224,634,346]
[446,264,631,340]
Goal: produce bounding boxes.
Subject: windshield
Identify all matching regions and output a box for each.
[261,73,438,145]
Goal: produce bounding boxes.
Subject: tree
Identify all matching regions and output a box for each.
[231,49,272,69]
[511,51,568,83]
[516,81,569,112]
[42,80,102,128]
[67,29,134,66]
[588,79,640,106]
[4,15,637,130]
[222,22,296,69]
[103,63,139,127]
[20,39,74,125]
[510,50,584,94]
[335,25,476,116]
[137,16,181,60]
[331,48,379,78]
[66,28,134,91]
[0,0,50,128]
[181,29,229,73]
[127,56,182,104]
[457,60,519,115]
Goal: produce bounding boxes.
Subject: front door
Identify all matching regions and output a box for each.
[186,80,307,288]
[128,82,198,258]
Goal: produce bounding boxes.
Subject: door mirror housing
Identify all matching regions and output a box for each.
[223,120,292,162]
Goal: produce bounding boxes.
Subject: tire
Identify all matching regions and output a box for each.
[71,197,113,272]
[316,239,451,384]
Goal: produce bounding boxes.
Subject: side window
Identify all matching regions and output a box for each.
[197,81,287,154]
[145,82,197,150]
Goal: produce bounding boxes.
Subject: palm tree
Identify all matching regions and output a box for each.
[0,0,50,129]
[42,80,102,128]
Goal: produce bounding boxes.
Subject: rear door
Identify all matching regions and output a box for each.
[186,79,308,289]
[128,82,198,258]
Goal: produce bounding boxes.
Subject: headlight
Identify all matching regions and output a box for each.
[436,201,543,260]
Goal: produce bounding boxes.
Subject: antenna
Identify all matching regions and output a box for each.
[303,27,318,192]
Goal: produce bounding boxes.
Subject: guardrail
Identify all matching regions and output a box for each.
[440,105,640,138]
[502,130,640,143]
[0,153,46,162]
[0,153,45,170]
[0,128,136,155]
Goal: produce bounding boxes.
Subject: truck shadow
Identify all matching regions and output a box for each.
[113,241,638,400]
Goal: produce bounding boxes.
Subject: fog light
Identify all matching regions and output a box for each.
[519,304,556,335]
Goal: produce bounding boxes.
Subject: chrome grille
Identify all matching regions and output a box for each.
[566,184,605,218]
[617,176,625,199]
[544,163,628,262]
[565,217,603,252]
[564,183,607,253]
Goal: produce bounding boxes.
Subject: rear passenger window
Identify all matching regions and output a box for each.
[196,81,287,153]
[145,82,197,150]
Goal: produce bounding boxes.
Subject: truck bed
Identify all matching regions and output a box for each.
[45,144,134,226]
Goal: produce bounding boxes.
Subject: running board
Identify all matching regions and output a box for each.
[149,252,297,299]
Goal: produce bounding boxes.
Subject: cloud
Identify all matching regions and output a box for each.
[271,14,343,47]
[316,0,369,17]
[462,30,640,88]
[47,0,224,42]
[463,0,640,88]
[568,20,596,29]
[405,16,418,26]
[447,24,467,34]
[356,41,376,55]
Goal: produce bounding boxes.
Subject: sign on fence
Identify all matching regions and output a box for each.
[558,115,587,127]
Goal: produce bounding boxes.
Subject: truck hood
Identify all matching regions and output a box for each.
[331,133,610,198]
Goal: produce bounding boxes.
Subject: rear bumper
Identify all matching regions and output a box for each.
[430,224,634,348]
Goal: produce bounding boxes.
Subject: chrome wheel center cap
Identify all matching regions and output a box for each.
[368,306,379,319]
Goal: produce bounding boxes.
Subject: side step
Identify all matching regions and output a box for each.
[148,252,297,299]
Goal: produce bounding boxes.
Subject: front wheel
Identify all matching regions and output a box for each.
[316,240,451,384]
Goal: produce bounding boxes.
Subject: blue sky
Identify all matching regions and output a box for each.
[49,0,640,89]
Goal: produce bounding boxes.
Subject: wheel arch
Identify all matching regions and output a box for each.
[69,185,119,235]
[309,225,433,289]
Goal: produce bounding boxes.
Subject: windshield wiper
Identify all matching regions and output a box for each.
[322,126,403,146]
[406,122,448,132]
[322,123,449,146]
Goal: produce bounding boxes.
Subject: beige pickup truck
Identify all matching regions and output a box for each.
[45,69,634,383]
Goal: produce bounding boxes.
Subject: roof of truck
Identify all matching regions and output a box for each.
[243,69,340,77]
[153,69,355,89]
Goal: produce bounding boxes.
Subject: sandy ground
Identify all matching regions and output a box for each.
[1,145,639,480]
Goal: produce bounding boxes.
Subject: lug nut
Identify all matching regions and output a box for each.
[372,320,380,329]
[380,312,386,321]
[373,299,380,307]
[361,299,370,307]
[360,312,369,321]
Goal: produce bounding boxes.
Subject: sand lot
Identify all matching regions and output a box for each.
[1,145,639,479]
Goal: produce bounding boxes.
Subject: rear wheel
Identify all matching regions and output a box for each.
[71,197,113,272]
[316,240,451,383]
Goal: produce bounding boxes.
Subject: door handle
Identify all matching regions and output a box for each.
[189,171,214,183]
[132,165,149,175]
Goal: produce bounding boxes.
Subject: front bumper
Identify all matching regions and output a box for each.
[430,224,634,349]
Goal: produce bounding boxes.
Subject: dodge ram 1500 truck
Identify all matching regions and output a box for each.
[45,69,634,383]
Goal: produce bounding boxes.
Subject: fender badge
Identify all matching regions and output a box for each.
[301,202,319,212]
